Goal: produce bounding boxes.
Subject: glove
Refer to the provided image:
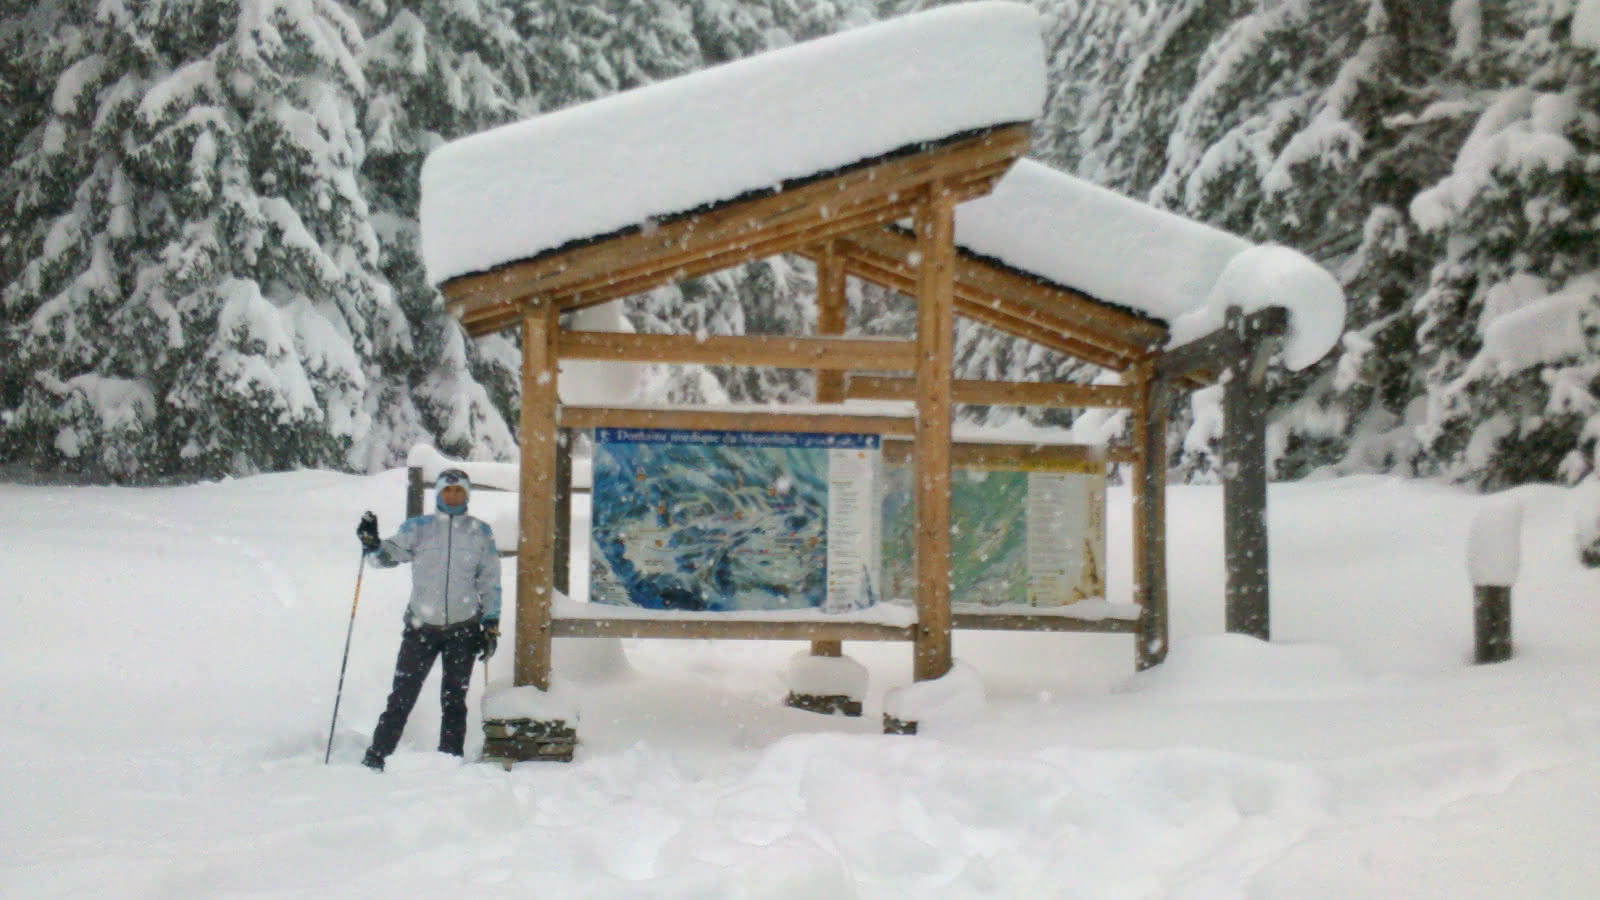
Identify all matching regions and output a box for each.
[356,511,380,552]
[479,620,499,661]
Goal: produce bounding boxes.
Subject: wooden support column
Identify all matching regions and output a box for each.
[812,240,848,659]
[1222,307,1273,641]
[516,300,560,690]
[552,428,573,596]
[1132,369,1169,670]
[913,186,956,682]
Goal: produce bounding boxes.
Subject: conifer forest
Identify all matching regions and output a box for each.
[2,0,1597,490]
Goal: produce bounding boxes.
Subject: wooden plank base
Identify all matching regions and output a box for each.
[551,618,915,642]
[882,715,918,735]
[784,693,864,717]
[482,718,578,764]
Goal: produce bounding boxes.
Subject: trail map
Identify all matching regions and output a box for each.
[589,429,881,612]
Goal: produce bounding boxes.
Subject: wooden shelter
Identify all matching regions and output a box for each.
[434,119,1274,708]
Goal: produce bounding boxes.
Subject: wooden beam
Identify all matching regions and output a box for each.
[952,298,1141,371]
[880,439,1107,468]
[1134,370,1169,670]
[442,124,1031,326]
[913,186,956,683]
[812,241,848,660]
[950,612,1140,634]
[456,161,1018,335]
[551,618,914,642]
[841,226,1169,347]
[815,242,848,404]
[846,374,1137,409]
[561,405,914,437]
[1155,306,1288,381]
[552,428,573,596]
[556,330,916,371]
[515,301,560,690]
[827,245,1145,370]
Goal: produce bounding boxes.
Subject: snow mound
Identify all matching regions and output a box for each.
[405,443,517,491]
[1118,634,1366,701]
[482,681,581,722]
[954,159,1252,322]
[553,636,634,684]
[1173,244,1348,371]
[1468,498,1524,586]
[883,661,985,726]
[785,651,869,699]
[420,2,1046,285]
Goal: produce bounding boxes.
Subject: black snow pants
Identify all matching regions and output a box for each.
[367,620,480,760]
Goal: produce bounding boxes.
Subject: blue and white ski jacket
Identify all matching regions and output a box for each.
[370,513,502,628]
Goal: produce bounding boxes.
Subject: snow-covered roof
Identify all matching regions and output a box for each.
[419,2,1045,286]
[954,160,1346,371]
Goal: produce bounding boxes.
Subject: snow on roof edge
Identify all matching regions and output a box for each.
[445,125,1032,288]
[953,159,1347,371]
[420,2,1046,286]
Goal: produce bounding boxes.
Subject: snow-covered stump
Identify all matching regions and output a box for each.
[1468,499,1523,664]
[481,684,580,765]
[881,662,985,735]
[784,651,867,717]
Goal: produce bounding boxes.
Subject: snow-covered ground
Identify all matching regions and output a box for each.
[3,470,1598,898]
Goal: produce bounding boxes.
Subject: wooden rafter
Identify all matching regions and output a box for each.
[560,405,914,437]
[556,330,916,371]
[811,235,1162,372]
[443,124,1032,335]
[845,374,1135,409]
[838,226,1167,350]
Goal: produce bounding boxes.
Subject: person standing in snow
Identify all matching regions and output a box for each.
[355,468,501,771]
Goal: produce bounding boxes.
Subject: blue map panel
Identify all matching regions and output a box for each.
[590,428,879,612]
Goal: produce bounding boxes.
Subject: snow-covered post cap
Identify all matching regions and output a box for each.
[1172,244,1347,371]
[419,1,1046,286]
[785,650,868,698]
[1468,497,1524,587]
[1468,498,1520,664]
[881,662,985,733]
[482,682,580,723]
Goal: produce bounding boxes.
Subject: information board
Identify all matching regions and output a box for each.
[589,428,881,612]
[881,449,1105,607]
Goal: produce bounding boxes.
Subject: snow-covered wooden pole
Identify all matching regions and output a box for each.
[1131,366,1169,670]
[912,184,957,684]
[1468,498,1522,664]
[516,300,560,691]
[1156,305,1286,643]
[811,240,848,662]
[1220,305,1281,641]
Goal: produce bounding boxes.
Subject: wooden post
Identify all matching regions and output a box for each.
[406,466,425,518]
[1473,585,1512,663]
[1222,307,1271,641]
[1133,370,1170,670]
[552,428,573,596]
[912,186,956,682]
[812,240,847,660]
[516,300,560,690]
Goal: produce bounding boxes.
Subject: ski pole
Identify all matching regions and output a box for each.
[324,553,367,764]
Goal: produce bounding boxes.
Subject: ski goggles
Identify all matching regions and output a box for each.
[435,469,471,491]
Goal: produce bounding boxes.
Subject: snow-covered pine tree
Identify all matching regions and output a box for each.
[358,0,536,464]
[688,0,774,63]
[603,0,700,90]
[2,0,408,479]
[1408,1,1600,488]
[520,0,619,111]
